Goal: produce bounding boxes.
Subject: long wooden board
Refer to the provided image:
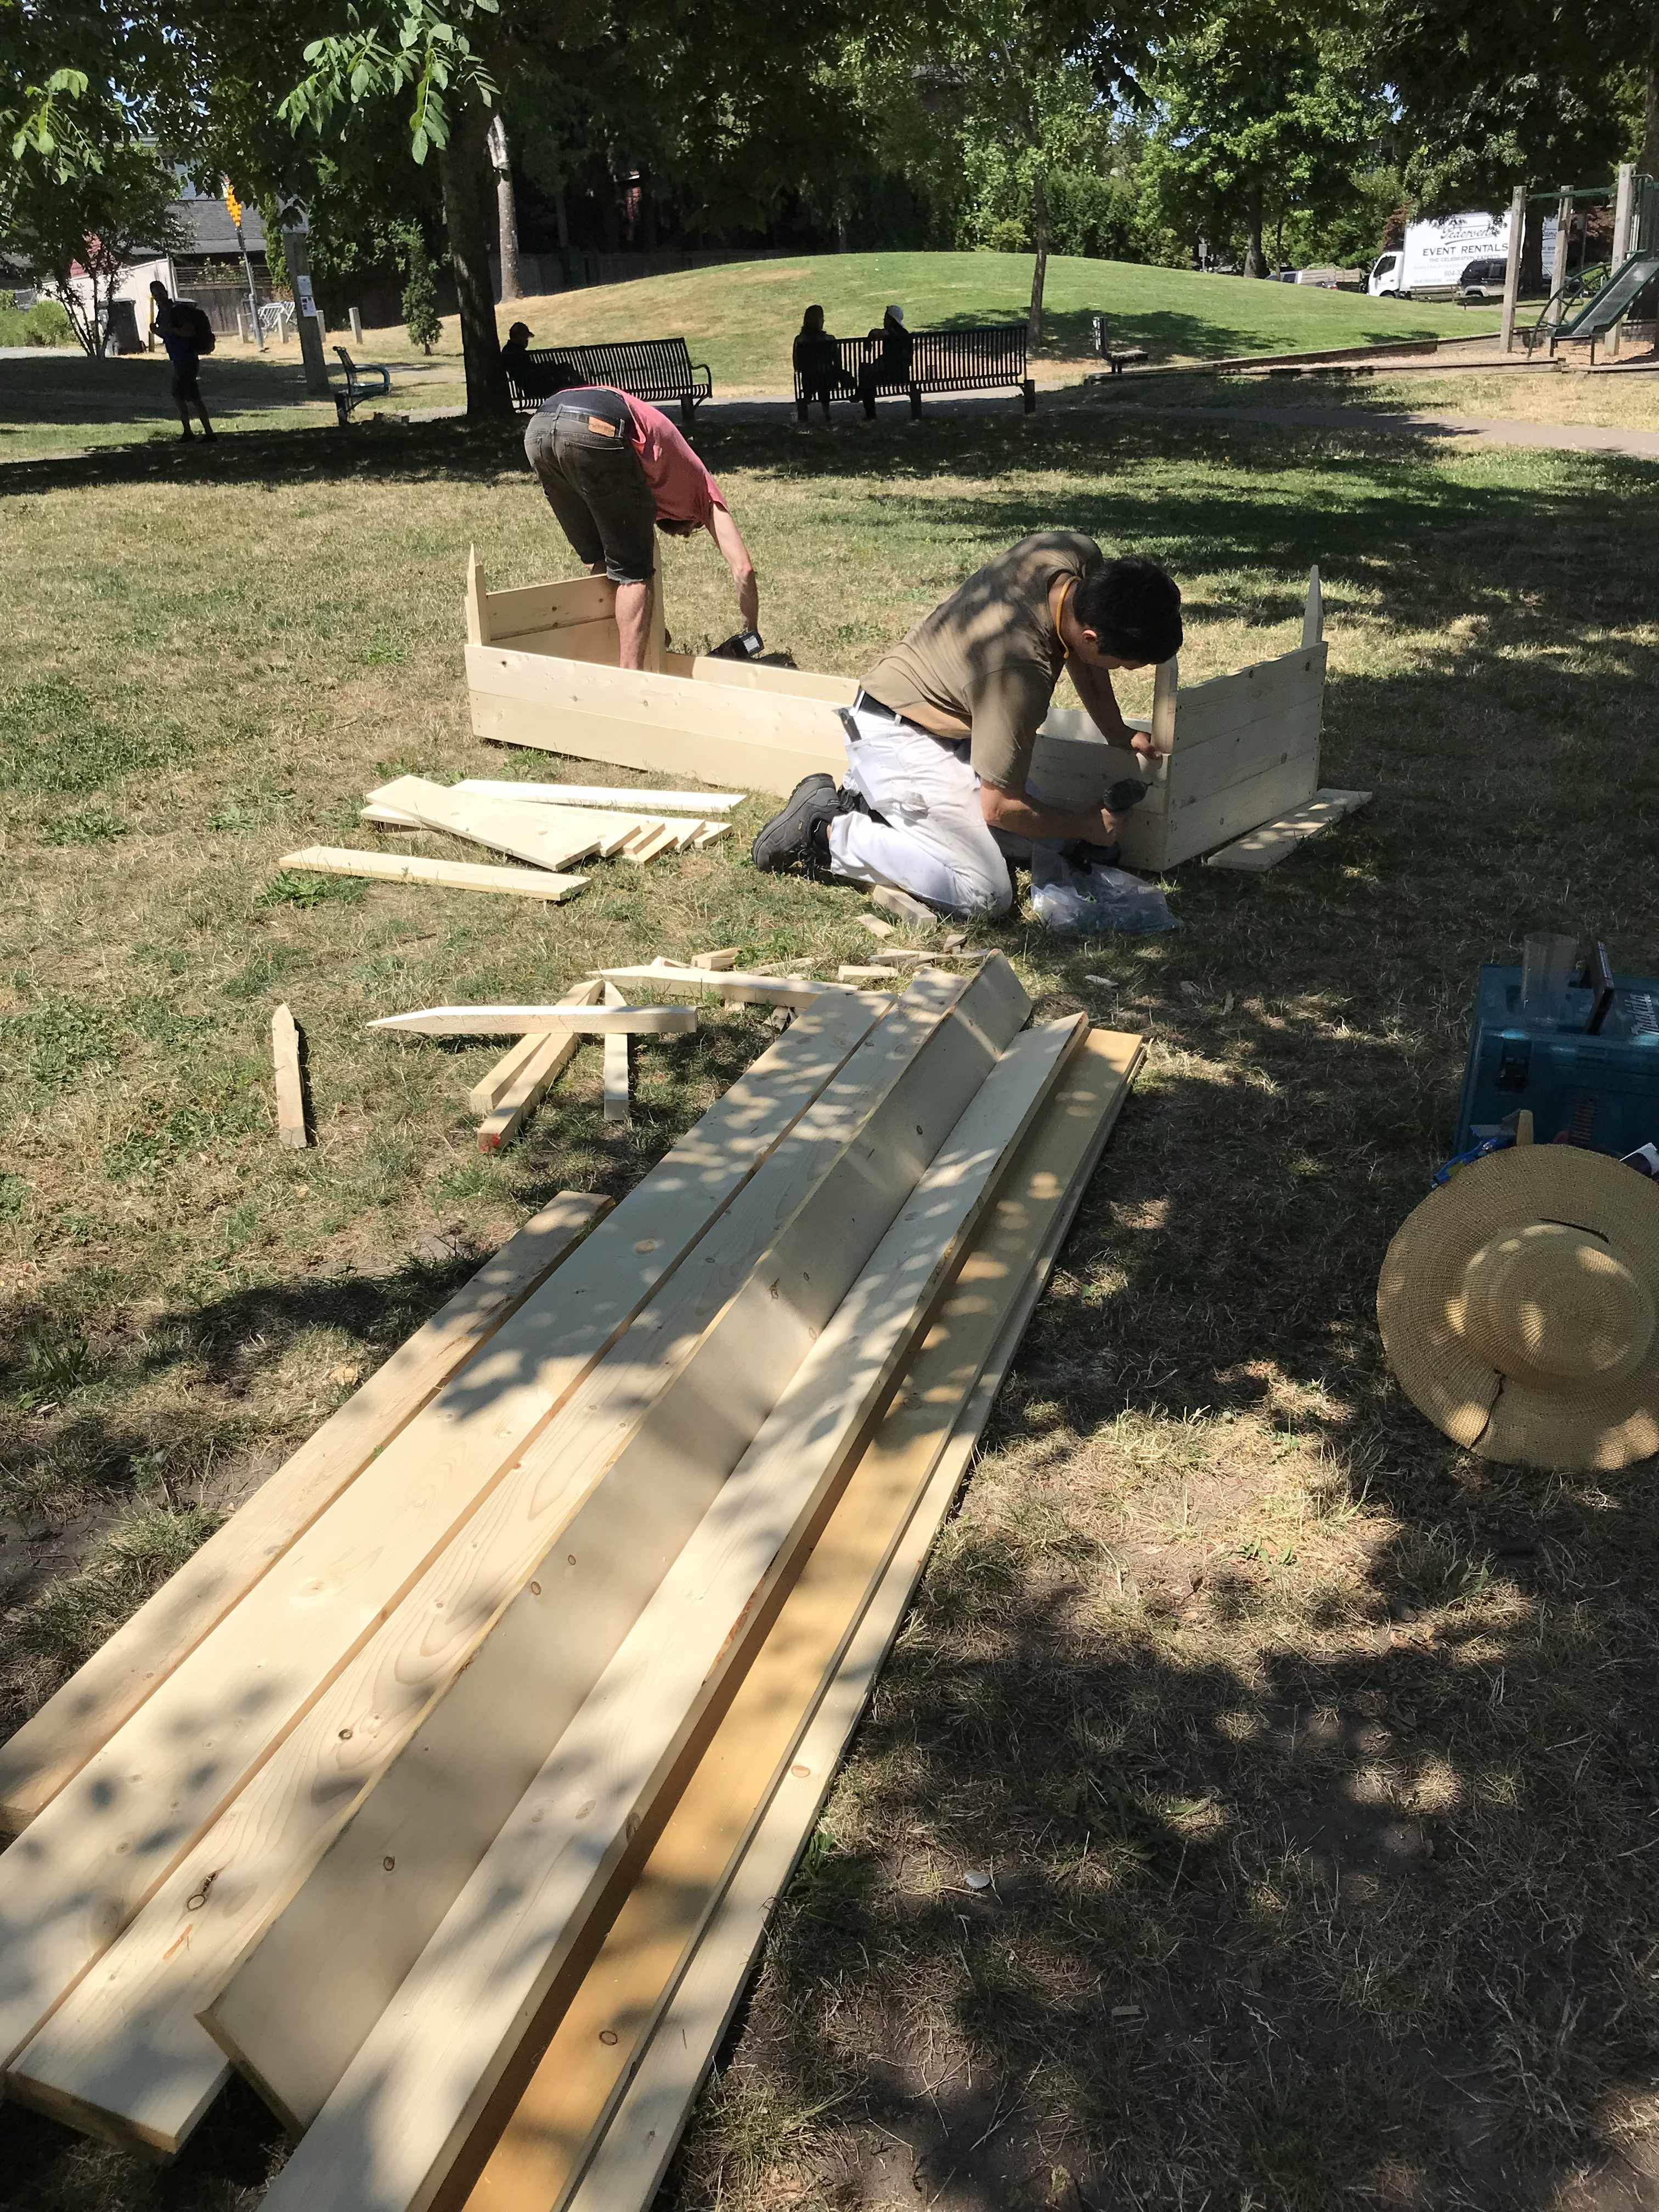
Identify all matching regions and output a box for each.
[592,965,837,1011]
[453,782,744,815]
[13,983,1025,2149]
[1204,787,1373,871]
[0,1195,610,1840]
[469,688,844,802]
[0,995,883,2098]
[436,1029,1143,2212]
[371,1005,698,1039]
[253,1017,1081,2212]
[1160,749,1323,868]
[278,848,588,902]
[1161,640,1327,751]
[188,970,1025,2142]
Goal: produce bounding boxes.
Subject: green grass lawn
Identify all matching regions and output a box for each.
[3,396,1658,2212]
[1096,362,1659,433]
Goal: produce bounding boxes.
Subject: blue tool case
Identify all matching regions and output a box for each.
[1457,961,1659,1155]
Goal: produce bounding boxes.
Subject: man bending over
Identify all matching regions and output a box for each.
[524,375,759,670]
[751,532,1182,917]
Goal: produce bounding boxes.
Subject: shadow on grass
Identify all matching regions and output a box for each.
[1,402,1656,2211]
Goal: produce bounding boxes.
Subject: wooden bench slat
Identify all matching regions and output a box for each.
[794,323,1035,421]
[506,337,713,426]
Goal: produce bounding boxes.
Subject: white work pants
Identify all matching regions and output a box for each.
[826,697,1013,919]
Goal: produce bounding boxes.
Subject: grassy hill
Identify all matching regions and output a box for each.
[411,250,1500,392]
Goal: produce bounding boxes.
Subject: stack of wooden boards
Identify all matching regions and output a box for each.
[0,957,1144,2212]
[280,778,743,908]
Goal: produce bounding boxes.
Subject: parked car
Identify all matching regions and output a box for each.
[1458,257,1510,302]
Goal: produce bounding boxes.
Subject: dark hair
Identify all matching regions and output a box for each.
[801,303,825,332]
[1073,555,1183,664]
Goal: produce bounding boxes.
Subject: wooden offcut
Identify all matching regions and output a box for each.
[438,1029,1142,2212]
[689,947,741,969]
[278,848,587,903]
[366,778,607,872]
[600,983,631,1127]
[271,1005,308,1150]
[0,1194,609,1839]
[592,964,833,1011]
[0,996,883,2119]
[476,983,605,1149]
[252,1017,1080,2212]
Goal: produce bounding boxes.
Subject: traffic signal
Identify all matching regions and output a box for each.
[224,185,243,229]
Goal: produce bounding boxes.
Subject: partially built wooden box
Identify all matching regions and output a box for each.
[464,556,1328,873]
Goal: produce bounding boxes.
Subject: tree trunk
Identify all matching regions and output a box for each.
[438,105,511,420]
[1027,164,1049,343]
[1243,181,1266,277]
[487,114,523,302]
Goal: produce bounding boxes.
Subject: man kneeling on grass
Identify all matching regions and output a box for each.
[752,532,1183,918]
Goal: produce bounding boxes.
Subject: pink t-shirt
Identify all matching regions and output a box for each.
[610,391,724,529]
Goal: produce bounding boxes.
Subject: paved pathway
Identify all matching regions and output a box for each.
[1096,398,1659,462]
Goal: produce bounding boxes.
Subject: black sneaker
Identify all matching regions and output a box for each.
[752,774,839,873]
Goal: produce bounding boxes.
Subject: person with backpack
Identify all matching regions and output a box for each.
[148,279,216,442]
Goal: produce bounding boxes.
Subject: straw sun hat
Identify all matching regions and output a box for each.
[1378,1143,1659,1470]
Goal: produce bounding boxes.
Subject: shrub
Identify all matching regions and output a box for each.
[396,226,443,354]
[24,299,74,346]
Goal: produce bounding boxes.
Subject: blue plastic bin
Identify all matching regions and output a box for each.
[1456,963,1659,1155]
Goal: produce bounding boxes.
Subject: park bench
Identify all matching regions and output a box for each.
[505,337,713,427]
[1090,313,1148,376]
[794,324,1035,422]
[332,346,391,426]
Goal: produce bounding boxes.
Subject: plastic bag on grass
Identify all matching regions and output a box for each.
[1028,847,1178,936]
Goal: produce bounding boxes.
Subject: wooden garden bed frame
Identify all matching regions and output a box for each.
[463,554,1334,872]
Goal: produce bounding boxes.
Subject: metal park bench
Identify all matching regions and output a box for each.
[795,324,1035,422]
[505,337,713,427]
[332,346,391,425]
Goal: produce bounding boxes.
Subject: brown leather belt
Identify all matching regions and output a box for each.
[551,404,623,437]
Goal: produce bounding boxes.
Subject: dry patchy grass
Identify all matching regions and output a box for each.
[1,398,1657,2212]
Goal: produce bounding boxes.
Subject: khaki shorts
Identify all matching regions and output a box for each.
[523,403,656,585]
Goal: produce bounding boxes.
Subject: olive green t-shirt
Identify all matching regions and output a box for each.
[860,530,1102,791]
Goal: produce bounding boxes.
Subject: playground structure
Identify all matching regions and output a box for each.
[1499,163,1659,360]
[463,557,1345,874]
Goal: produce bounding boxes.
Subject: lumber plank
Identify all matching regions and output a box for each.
[1160,751,1323,868]
[466,646,845,751]
[190,970,1026,2144]
[465,547,488,647]
[479,576,617,641]
[1204,787,1373,871]
[252,1014,1080,2212]
[467,1034,545,1117]
[1160,641,1327,751]
[838,964,902,985]
[475,983,604,1146]
[600,984,630,1128]
[270,1005,308,1150]
[436,1028,1144,2212]
[14,982,1020,2149]
[592,965,833,1011]
[371,1005,698,1039]
[682,656,859,705]
[1163,697,1323,817]
[366,787,650,861]
[279,848,588,903]
[689,948,741,969]
[855,914,895,939]
[453,782,744,815]
[621,823,678,866]
[0,1194,610,1841]
[690,821,728,848]
[0,994,883,2107]
[368,778,605,872]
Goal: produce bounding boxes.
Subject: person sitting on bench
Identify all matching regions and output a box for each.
[499,320,563,401]
[524,376,760,670]
[857,304,913,417]
[793,304,853,414]
[751,532,1183,918]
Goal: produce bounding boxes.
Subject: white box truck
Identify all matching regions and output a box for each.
[1368,211,1557,299]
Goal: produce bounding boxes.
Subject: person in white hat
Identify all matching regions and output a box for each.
[859,304,913,417]
[1378,1141,1659,1470]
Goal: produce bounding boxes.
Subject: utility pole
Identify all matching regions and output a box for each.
[225,184,263,352]
[282,222,332,399]
[1499,183,1526,353]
